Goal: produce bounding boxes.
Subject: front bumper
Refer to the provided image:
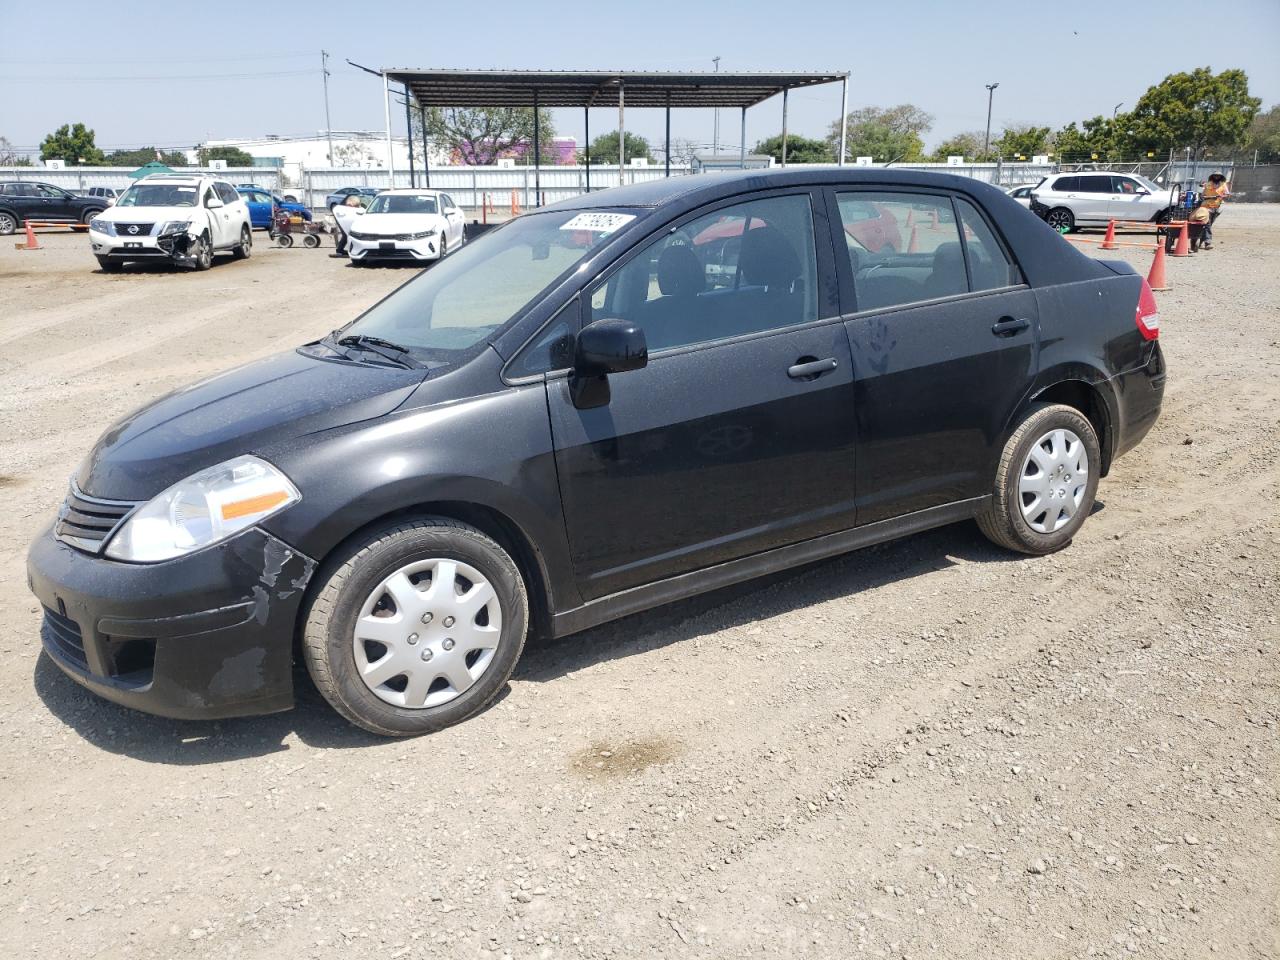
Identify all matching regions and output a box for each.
[27,526,316,720]
[90,226,203,265]
[348,234,440,262]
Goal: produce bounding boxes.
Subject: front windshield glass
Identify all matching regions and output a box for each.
[367,194,439,215]
[340,208,640,358]
[117,183,198,207]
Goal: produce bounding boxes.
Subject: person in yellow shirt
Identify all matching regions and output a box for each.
[1200,173,1229,248]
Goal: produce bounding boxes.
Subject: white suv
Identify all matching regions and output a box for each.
[88,174,252,272]
[1030,172,1174,232]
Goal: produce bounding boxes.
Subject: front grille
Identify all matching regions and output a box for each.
[41,607,88,671]
[115,223,155,236]
[54,485,139,554]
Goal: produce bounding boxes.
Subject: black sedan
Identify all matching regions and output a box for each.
[0,181,108,234]
[28,168,1164,736]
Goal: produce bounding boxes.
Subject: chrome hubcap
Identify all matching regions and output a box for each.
[352,558,502,709]
[1019,428,1088,534]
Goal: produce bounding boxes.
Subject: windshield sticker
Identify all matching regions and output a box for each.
[559,212,635,234]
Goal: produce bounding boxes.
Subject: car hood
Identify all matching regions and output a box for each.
[95,205,200,224]
[76,348,425,501]
[352,212,443,235]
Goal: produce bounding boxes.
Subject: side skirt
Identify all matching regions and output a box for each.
[550,496,989,638]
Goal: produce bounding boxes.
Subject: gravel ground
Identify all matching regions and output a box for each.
[0,207,1276,960]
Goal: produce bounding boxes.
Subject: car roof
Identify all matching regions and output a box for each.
[376,188,442,196]
[545,166,1020,212]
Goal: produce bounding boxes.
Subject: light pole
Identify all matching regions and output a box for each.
[1112,101,1123,118]
[321,50,334,166]
[712,56,721,157]
[983,82,999,158]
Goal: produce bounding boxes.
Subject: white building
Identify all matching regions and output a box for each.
[190,132,452,187]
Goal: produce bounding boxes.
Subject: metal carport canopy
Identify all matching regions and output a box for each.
[379,68,852,197]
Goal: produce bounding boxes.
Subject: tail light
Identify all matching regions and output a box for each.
[1135,278,1160,340]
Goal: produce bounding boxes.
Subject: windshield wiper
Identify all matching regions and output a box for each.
[333,333,426,369]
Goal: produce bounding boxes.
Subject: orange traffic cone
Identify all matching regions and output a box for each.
[19,220,39,251]
[1171,222,1190,257]
[1100,219,1118,250]
[906,224,919,254]
[1146,242,1169,292]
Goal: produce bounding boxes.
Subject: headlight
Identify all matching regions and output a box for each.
[105,455,299,563]
[408,229,437,240]
[90,219,116,236]
[158,219,193,235]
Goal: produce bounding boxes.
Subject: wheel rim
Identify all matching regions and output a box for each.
[197,236,211,267]
[1047,211,1070,231]
[0,213,14,233]
[352,558,502,709]
[1019,428,1089,534]
[242,227,251,251]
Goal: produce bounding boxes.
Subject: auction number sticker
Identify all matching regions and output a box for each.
[559,212,636,234]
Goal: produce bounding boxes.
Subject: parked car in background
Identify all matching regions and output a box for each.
[237,186,313,230]
[0,181,108,234]
[85,186,124,205]
[1004,183,1037,209]
[87,174,252,271]
[346,188,466,264]
[1030,172,1174,232]
[29,168,1164,736]
[236,183,300,203]
[325,186,380,211]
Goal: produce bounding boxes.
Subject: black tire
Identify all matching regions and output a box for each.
[976,403,1101,555]
[276,233,293,249]
[1045,207,1075,233]
[192,233,213,271]
[303,233,320,248]
[301,518,529,737]
[0,210,17,235]
[232,225,252,260]
[80,207,105,225]
[440,236,448,258]
[96,256,122,273]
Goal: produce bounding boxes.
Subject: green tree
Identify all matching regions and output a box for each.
[414,107,556,165]
[104,147,188,167]
[1051,116,1129,162]
[197,145,255,166]
[827,104,932,163]
[929,131,988,162]
[1241,104,1280,162]
[580,130,653,165]
[40,123,105,164]
[753,134,833,164]
[1127,67,1260,156]
[0,136,32,166]
[992,124,1052,159]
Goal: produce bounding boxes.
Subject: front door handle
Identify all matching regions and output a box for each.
[991,317,1030,337]
[788,357,838,380]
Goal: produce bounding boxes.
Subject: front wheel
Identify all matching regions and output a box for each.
[0,211,17,235]
[301,518,529,737]
[191,233,213,271]
[1044,207,1075,233]
[232,224,252,259]
[276,233,293,249]
[976,403,1101,555]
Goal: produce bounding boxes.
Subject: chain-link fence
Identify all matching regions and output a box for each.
[1224,165,1280,202]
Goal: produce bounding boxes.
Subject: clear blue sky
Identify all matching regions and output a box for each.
[3,0,1277,156]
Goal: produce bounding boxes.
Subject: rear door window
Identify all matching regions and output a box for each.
[835,191,967,311]
[587,193,818,352]
[1079,175,1114,194]
[956,197,1020,291]
[1051,176,1079,192]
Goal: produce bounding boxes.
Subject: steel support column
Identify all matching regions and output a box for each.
[403,88,415,188]
[382,71,395,184]
[665,91,671,177]
[740,107,746,168]
[618,80,626,187]
[420,104,430,187]
[533,88,541,207]
[781,88,789,167]
[838,75,848,166]
[584,106,590,193]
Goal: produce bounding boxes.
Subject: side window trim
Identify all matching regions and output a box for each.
[954,194,1024,291]
[502,294,581,384]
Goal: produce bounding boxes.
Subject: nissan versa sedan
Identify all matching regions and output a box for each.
[28,168,1165,736]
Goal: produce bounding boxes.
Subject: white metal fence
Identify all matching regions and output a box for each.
[0,166,283,194]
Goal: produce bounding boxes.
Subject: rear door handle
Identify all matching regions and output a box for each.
[788,357,838,380]
[991,317,1030,337]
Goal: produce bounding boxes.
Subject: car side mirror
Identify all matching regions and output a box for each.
[570,318,648,409]
[1136,189,1150,196]
[206,197,224,209]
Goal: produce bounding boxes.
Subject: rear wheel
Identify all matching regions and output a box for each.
[0,211,17,235]
[976,403,1100,555]
[276,233,293,249]
[1045,207,1075,233]
[302,518,529,736]
[232,224,252,259]
[303,233,320,248]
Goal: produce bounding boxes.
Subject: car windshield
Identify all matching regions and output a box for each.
[117,183,198,207]
[338,208,641,359]
[366,194,439,215]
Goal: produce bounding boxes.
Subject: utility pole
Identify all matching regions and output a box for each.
[321,50,334,166]
[983,82,999,159]
[712,56,721,157]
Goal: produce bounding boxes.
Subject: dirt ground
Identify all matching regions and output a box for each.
[0,208,1276,960]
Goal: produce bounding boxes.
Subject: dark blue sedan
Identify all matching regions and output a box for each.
[237,187,313,229]
[325,186,380,211]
